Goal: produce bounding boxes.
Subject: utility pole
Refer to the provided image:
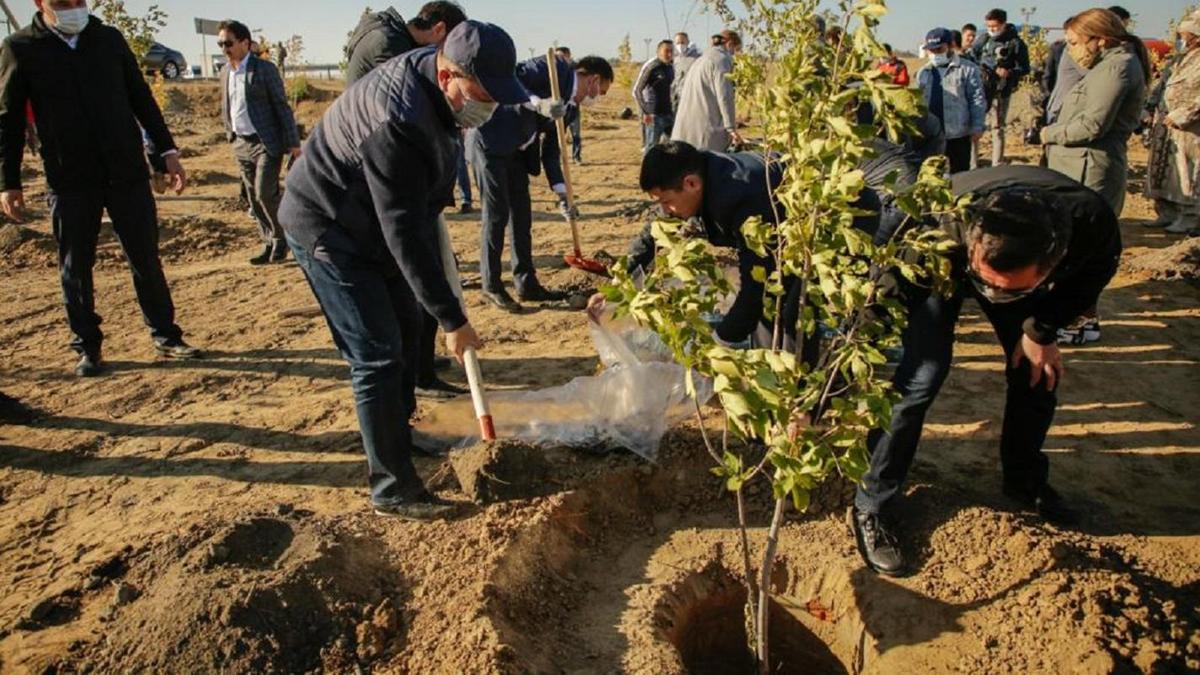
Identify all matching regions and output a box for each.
[1019,6,1037,26]
[643,38,651,61]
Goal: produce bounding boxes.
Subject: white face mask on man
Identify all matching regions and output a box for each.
[50,6,90,35]
[930,53,951,67]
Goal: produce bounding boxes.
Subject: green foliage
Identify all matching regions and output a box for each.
[287,76,312,105]
[93,0,167,62]
[617,33,633,65]
[609,0,963,514]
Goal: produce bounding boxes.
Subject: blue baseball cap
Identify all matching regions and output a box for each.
[442,20,529,105]
[925,28,953,50]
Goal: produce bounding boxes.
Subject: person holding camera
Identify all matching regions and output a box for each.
[970,8,1031,166]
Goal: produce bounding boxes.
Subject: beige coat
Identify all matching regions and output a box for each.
[1043,44,1148,216]
[1147,48,1200,207]
[670,46,737,151]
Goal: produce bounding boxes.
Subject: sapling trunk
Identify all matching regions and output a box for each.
[757,495,788,673]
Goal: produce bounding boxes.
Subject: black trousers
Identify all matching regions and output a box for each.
[50,182,183,356]
[855,286,1058,515]
[945,136,973,174]
[474,148,537,295]
[233,136,285,245]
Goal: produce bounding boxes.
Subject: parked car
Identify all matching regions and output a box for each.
[142,42,187,80]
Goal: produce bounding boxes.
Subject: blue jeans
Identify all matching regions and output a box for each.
[455,142,472,207]
[642,114,674,154]
[288,233,426,506]
[855,286,1057,514]
[569,115,583,162]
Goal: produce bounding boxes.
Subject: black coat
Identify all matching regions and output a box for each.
[0,14,175,193]
[344,8,418,87]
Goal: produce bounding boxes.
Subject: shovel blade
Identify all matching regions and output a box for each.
[564,254,609,276]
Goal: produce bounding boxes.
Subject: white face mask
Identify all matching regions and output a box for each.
[987,27,1002,38]
[581,94,599,108]
[931,53,950,67]
[675,42,687,53]
[51,6,90,35]
[453,98,498,128]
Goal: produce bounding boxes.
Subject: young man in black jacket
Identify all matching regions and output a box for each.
[343,2,466,87]
[633,40,676,154]
[852,165,1122,576]
[0,0,199,377]
[279,21,526,521]
[970,8,1031,165]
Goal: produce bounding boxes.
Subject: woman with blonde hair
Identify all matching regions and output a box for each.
[1041,8,1147,345]
[1042,7,1149,216]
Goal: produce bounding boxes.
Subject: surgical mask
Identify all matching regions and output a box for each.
[987,27,1002,38]
[1068,41,1099,69]
[675,42,686,54]
[931,53,950,67]
[453,98,498,128]
[581,94,599,107]
[968,277,1038,304]
[51,6,90,35]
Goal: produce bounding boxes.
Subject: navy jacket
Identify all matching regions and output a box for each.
[469,55,576,187]
[278,47,465,331]
[219,54,301,157]
[0,14,176,192]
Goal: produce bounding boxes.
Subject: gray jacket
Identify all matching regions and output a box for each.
[670,46,736,151]
[1043,44,1147,215]
[916,56,987,140]
[219,54,300,156]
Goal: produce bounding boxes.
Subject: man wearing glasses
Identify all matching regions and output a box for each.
[218,19,301,265]
[851,165,1122,577]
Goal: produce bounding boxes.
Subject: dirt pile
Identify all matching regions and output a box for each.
[1123,236,1200,281]
[55,512,409,673]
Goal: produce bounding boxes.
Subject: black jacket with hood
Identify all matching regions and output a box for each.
[344,7,418,87]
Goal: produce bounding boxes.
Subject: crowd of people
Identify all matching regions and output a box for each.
[0,0,1194,573]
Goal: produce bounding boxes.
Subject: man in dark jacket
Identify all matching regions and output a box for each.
[0,0,199,377]
[970,8,1031,165]
[851,165,1122,576]
[218,19,301,265]
[468,54,613,312]
[343,3,466,87]
[338,3,468,400]
[622,140,917,346]
[633,40,676,154]
[279,21,527,520]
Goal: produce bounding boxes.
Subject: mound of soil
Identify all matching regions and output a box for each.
[61,512,408,673]
[0,223,56,270]
[1123,237,1200,281]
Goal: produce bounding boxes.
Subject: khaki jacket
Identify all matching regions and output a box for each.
[1043,44,1147,215]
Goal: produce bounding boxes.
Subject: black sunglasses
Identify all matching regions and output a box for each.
[216,40,238,48]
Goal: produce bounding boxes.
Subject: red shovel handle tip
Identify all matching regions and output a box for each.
[478,415,496,442]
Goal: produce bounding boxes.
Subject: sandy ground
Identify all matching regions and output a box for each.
[0,81,1197,673]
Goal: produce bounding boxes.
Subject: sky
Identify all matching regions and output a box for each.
[11,0,1191,68]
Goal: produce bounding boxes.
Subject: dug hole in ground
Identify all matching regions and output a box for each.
[0,79,1198,674]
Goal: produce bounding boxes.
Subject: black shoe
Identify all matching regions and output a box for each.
[433,356,453,371]
[482,288,522,313]
[517,285,568,303]
[155,339,202,360]
[269,243,289,263]
[75,353,105,378]
[459,203,474,214]
[415,377,468,400]
[249,244,273,265]
[373,492,456,521]
[849,507,906,576]
[1003,483,1079,526]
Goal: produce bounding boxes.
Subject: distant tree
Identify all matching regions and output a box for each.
[92,0,167,61]
[618,33,633,64]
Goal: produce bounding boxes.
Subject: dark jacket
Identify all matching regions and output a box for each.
[219,54,300,157]
[344,7,418,87]
[942,166,1121,344]
[278,47,465,332]
[634,59,675,116]
[0,13,176,192]
[469,55,576,188]
[970,23,1031,98]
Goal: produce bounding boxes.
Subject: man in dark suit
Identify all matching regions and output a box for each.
[218,19,301,265]
[468,54,613,312]
[0,0,200,376]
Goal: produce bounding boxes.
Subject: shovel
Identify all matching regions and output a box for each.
[545,48,609,277]
[462,347,495,441]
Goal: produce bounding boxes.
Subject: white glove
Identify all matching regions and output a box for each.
[533,98,567,120]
